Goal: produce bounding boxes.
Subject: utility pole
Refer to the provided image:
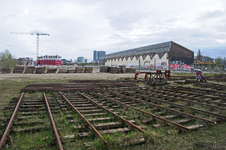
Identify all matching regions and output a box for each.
[216,58,217,72]
[223,57,225,71]
[209,60,210,71]
[224,57,225,70]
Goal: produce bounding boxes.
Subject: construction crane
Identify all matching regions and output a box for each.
[10,32,50,64]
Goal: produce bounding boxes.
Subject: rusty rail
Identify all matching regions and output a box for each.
[94,92,192,133]
[77,91,149,135]
[133,89,226,120]
[21,83,137,92]
[134,88,226,112]
[0,93,24,149]
[68,80,131,83]
[165,92,226,111]
[160,87,225,101]
[170,86,226,96]
[109,90,217,125]
[43,93,63,150]
[59,92,108,146]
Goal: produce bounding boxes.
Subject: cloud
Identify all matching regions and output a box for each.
[0,0,226,61]
[198,10,226,19]
[107,11,147,30]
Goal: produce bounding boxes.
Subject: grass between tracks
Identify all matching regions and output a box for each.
[0,75,226,149]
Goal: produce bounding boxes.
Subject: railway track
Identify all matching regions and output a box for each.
[193,82,226,91]
[1,80,226,149]
[20,83,138,92]
[55,91,148,148]
[165,86,226,103]
[87,90,216,131]
[0,92,63,149]
[106,86,226,122]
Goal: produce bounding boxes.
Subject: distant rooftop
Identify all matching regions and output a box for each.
[39,55,61,58]
[19,57,33,60]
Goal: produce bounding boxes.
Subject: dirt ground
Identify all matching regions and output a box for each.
[0,72,145,81]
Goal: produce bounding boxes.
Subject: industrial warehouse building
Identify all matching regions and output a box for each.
[39,55,62,66]
[103,41,194,70]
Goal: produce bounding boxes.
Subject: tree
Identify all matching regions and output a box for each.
[0,49,16,68]
[211,60,215,70]
[197,49,203,61]
[215,57,223,68]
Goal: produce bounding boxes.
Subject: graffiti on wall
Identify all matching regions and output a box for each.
[161,62,167,66]
[126,61,168,69]
[170,61,193,71]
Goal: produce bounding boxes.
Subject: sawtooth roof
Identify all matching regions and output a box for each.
[103,41,172,59]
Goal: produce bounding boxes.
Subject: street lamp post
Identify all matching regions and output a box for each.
[202,52,204,70]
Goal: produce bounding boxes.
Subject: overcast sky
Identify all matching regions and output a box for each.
[0,0,226,61]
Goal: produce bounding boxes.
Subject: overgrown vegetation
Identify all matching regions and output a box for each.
[0,49,16,69]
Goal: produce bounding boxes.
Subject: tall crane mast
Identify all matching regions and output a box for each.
[10,32,50,64]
